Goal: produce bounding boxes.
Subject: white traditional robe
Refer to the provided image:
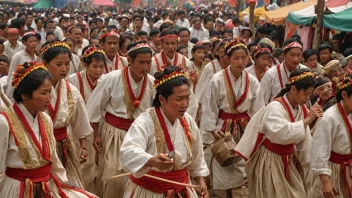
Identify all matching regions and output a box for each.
[4,40,24,61]
[260,62,308,104]
[200,68,264,190]
[0,86,11,112]
[104,54,128,73]
[49,79,93,188]
[67,70,101,103]
[120,108,209,198]
[6,50,37,100]
[195,59,223,103]
[309,103,352,198]
[0,103,96,198]
[68,53,84,76]
[150,51,192,76]
[235,95,311,198]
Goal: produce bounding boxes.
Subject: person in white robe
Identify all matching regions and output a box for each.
[6,30,40,100]
[86,41,156,198]
[99,30,128,73]
[120,65,209,198]
[0,63,97,198]
[236,69,323,198]
[67,45,105,194]
[0,85,11,112]
[309,75,352,198]
[189,44,206,93]
[150,29,192,76]
[201,40,265,197]
[260,38,308,104]
[41,41,93,189]
[244,43,272,82]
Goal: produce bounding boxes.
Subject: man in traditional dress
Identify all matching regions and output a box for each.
[150,29,192,76]
[86,41,155,198]
[120,66,209,198]
[99,30,128,73]
[260,38,307,104]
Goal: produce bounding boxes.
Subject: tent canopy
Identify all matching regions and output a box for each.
[91,0,115,6]
[323,7,352,32]
[265,0,317,25]
[287,0,352,26]
[239,6,266,22]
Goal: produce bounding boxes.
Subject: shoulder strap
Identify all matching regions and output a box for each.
[211,61,216,73]
[274,97,295,122]
[276,64,284,89]
[76,72,85,102]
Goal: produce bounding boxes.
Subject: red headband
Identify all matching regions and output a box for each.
[254,47,271,57]
[283,42,302,51]
[23,31,37,37]
[160,35,178,40]
[100,31,120,40]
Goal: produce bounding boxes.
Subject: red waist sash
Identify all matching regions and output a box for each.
[218,110,250,131]
[54,127,67,141]
[129,168,190,197]
[105,112,134,131]
[262,138,294,180]
[329,151,352,197]
[6,163,51,182]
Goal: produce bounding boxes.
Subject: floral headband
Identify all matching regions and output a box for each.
[153,70,187,89]
[23,30,37,37]
[253,47,271,57]
[225,40,248,55]
[283,42,303,51]
[12,62,47,89]
[287,72,316,84]
[127,43,151,54]
[160,34,178,40]
[40,41,71,55]
[83,46,105,59]
[337,77,352,90]
[100,30,120,40]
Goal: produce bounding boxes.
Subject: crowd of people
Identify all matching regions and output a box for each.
[0,3,352,198]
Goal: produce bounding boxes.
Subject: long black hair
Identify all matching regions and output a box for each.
[336,74,352,102]
[82,45,107,66]
[275,68,315,98]
[41,40,72,63]
[152,66,190,107]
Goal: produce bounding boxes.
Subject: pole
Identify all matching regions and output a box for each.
[249,1,255,41]
[236,0,241,18]
[312,0,325,49]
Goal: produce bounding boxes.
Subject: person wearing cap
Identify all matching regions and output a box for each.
[215,18,225,33]
[260,38,308,104]
[5,30,39,100]
[241,27,253,45]
[99,30,128,73]
[86,41,156,198]
[189,19,210,41]
[176,10,190,29]
[178,27,194,58]
[343,48,352,74]
[245,43,273,82]
[3,28,24,61]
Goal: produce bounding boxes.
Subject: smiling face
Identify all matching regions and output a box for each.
[45,53,71,82]
[159,84,190,120]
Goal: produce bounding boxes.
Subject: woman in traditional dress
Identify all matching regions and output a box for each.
[190,44,206,93]
[0,62,97,198]
[200,39,265,198]
[63,37,84,76]
[260,38,307,104]
[235,69,323,198]
[6,30,40,100]
[245,43,272,82]
[67,45,106,103]
[86,41,156,198]
[40,40,93,188]
[120,66,209,198]
[309,74,352,198]
[303,49,323,77]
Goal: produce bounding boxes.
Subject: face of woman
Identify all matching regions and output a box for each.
[292,86,314,105]
[160,84,190,120]
[192,49,205,62]
[24,78,52,112]
[87,58,105,81]
[229,49,248,73]
[178,48,188,57]
[46,53,71,81]
[319,49,331,65]
[306,54,318,69]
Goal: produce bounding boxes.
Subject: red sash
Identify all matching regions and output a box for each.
[105,112,134,131]
[218,110,250,132]
[224,69,250,110]
[129,168,190,197]
[211,60,216,73]
[48,81,71,122]
[276,64,289,89]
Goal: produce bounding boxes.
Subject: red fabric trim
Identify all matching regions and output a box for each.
[104,64,109,73]
[13,103,50,161]
[154,56,161,72]
[179,117,192,146]
[5,163,52,182]
[104,112,134,131]
[250,133,265,157]
[114,54,119,70]
[129,168,190,196]
[48,81,62,121]
[211,61,216,73]
[86,72,96,91]
[235,150,248,161]
[218,110,250,121]
[61,183,98,198]
[19,181,25,198]
[337,102,352,144]
[161,51,178,69]
[76,72,85,102]
[1,112,19,146]
[54,127,67,141]
[329,151,352,198]
[124,67,148,108]
[276,64,284,89]
[155,107,175,154]
[224,69,250,109]
[275,97,295,122]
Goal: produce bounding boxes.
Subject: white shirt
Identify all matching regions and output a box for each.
[176,18,190,29]
[189,27,210,40]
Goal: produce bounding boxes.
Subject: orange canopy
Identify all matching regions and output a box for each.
[265,0,317,25]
